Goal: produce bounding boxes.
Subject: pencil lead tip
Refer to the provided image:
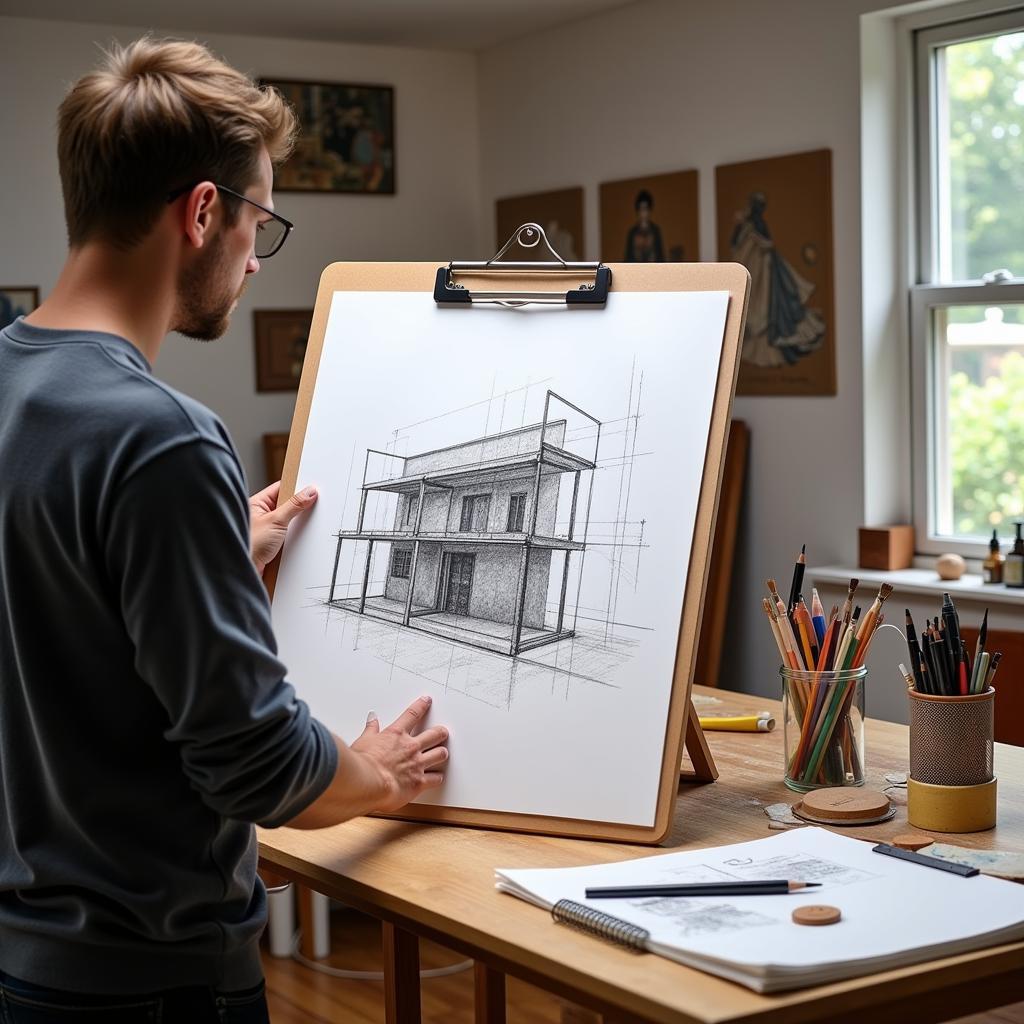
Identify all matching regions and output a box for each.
[800,543,806,554]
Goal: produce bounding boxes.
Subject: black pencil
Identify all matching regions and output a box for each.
[905,609,926,693]
[787,545,806,614]
[585,880,823,899]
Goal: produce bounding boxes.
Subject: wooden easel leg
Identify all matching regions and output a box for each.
[383,922,421,1024]
[679,698,719,783]
[474,962,506,1024]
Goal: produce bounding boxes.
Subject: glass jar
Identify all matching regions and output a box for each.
[781,666,867,792]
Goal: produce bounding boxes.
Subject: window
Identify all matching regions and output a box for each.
[912,12,1024,557]
[459,494,491,532]
[405,495,419,527]
[507,493,527,532]
[390,548,412,579]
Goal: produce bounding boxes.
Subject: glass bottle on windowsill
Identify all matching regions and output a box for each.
[1005,523,1024,589]
[983,529,1004,585]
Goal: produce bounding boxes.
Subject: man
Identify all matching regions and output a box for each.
[0,37,448,1022]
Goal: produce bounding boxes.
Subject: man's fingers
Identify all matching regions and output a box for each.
[273,485,318,526]
[420,745,449,770]
[416,725,448,751]
[360,711,380,736]
[420,771,445,789]
[390,695,433,734]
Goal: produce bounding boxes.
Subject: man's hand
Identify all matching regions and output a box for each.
[249,480,318,577]
[350,696,449,813]
[284,695,449,828]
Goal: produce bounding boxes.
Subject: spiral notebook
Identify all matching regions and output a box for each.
[495,827,1024,992]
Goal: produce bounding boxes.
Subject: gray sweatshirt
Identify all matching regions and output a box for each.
[0,319,337,993]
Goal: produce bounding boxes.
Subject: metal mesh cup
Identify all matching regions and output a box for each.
[908,688,994,787]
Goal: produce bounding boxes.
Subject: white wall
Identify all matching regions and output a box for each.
[476,0,901,698]
[0,16,482,485]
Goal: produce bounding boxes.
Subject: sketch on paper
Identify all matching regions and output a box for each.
[325,390,599,658]
[305,378,652,710]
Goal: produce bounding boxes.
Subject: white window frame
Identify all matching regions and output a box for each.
[911,8,1024,559]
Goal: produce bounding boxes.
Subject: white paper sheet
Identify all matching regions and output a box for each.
[270,289,730,825]
[496,827,1024,990]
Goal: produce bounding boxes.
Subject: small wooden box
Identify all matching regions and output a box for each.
[858,525,915,570]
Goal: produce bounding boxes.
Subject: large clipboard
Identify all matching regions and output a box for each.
[265,236,749,845]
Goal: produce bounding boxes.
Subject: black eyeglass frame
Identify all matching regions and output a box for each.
[166,182,294,259]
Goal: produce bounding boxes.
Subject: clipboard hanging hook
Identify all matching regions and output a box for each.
[434,221,612,308]
[488,222,568,268]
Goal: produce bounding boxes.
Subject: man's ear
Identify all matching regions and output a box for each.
[181,182,219,250]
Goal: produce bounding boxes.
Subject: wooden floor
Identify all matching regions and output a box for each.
[262,907,1024,1024]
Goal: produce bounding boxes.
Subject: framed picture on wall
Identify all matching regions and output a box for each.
[715,148,835,396]
[495,187,584,260]
[262,78,395,194]
[0,287,39,330]
[254,309,313,392]
[599,169,699,263]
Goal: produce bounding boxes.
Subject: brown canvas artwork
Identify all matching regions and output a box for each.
[716,149,835,396]
[599,170,699,264]
[254,309,313,392]
[495,187,584,261]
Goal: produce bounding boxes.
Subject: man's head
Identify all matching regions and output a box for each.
[57,38,297,339]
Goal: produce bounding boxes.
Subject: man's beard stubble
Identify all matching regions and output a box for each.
[174,233,248,341]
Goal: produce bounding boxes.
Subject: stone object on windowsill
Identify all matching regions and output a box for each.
[936,553,967,581]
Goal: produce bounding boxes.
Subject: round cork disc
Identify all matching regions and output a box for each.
[891,832,933,851]
[797,788,891,823]
[792,905,842,927]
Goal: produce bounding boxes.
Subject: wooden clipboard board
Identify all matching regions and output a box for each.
[265,256,748,844]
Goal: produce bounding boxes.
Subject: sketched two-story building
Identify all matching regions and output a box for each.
[327,391,599,656]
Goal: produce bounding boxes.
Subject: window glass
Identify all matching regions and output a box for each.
[939,31,1024,280]
[932,303,1024,537]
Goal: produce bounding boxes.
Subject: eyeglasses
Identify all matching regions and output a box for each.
[166,183,294,259]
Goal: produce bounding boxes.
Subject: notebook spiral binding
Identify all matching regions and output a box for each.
[551,899,650,952]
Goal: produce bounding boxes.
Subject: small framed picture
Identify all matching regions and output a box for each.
[262,432,290,486]
[262,78,395,194]
[253,309,313,392]
[0,287,39,330]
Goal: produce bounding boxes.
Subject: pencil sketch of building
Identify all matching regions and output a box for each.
[327,391,600,657]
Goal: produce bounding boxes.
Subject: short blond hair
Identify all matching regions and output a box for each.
[58,37,297,249]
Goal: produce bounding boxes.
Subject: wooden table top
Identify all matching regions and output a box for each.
[258,686,1024,1024]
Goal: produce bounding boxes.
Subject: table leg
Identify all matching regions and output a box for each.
[473,962,506,1024]
[383,921,421,1024]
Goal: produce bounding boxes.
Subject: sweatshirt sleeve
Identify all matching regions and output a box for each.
[103,437,338,828]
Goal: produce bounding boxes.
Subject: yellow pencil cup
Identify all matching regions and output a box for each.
[907,687,996,833]
[781,667,866,793]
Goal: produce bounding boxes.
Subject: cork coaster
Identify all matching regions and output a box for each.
[793,905,842,927]
[793,788,892,826]
[891,833,933,851]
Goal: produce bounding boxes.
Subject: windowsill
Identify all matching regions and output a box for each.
[810,565,1024,606]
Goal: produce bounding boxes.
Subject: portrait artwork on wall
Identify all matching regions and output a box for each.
[262,79,394,194]
[0,287,39,330]
[599,169,699,264]
[254,309,313,392]
[495,187,584,260]
[716,148,836,396]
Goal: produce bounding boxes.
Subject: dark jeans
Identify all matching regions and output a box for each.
[0,971,269,1024]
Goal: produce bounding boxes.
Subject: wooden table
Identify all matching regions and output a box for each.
[257,686,1024,1024]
